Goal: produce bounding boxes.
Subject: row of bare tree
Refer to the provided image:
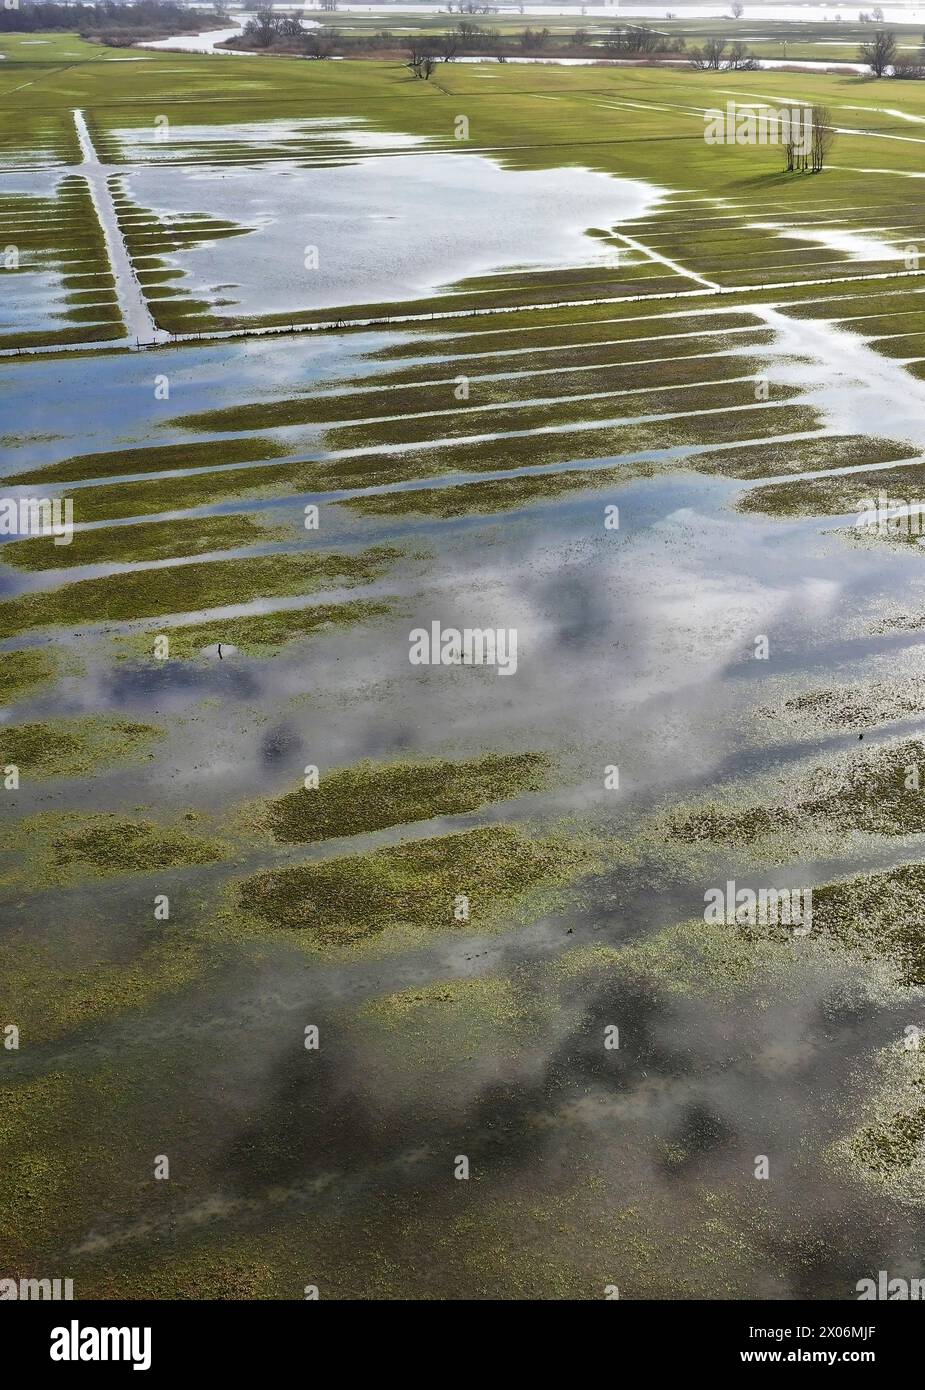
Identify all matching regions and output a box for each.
[689,38,758,71]
[783,104,835,173]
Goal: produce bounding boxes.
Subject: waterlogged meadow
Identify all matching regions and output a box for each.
[6,22,925,1302]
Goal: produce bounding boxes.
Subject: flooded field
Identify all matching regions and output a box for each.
[3,25,925,1303]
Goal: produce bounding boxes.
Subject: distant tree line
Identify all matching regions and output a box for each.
[0,0,222,35]
[235,14,689,64]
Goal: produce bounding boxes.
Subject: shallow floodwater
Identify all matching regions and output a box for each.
[112,117,432,164]
[124,153,662,316]
[139,26,252,55]
[7,285,925,1298]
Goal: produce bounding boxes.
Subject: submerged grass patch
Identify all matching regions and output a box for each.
[0,930,207,1046]
[554,920,784,1003]
[4,513,288,571]
[117,596,396,660]
[342,463,660,519]
[261,751,552,844]
[5,436,288,487]
[811,861,925,989]
[63,405,823,526]
[759,679,925,735]
[698,434,918,483]
[666,738,925,854]
[737,456,925,518]
[353,969,552,1074]
[0,544,404,638]
[171,353,762,436]
[236,823,589,950]
[370,311,765,362]
[0,810,229,889]
[51,813,227,877]
[834,1042,925,1206]
[322,381,803,452]
[0,716,161,780]
[0,647,58,704]
[350,328,776,392]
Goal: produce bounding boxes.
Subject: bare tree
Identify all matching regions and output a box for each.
[893,55,925,78]
[689,36,732,69]
[245,6,279,48]
[605,24,660,54]
[407,45,437,78]
[438,31,460,60]
[732,1,744,16]
[277,16,304,39]
[860,29,896,75]
[519,26,551,49]
[810,103,835,171]
[727,40,757,69]
[306,26,339,58]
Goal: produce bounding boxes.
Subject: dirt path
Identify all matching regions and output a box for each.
[72,107,164,347]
